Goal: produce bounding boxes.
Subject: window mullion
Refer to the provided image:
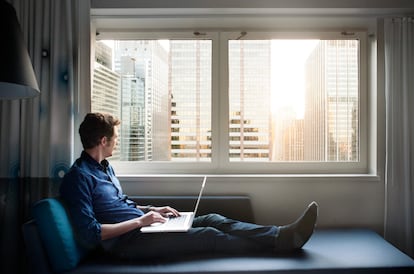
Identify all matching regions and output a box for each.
[215,33,230,169]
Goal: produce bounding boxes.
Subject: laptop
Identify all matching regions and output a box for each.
[140,176,207,233]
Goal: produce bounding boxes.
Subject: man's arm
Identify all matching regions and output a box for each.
[60,170,103,248]
[100,211,168,240]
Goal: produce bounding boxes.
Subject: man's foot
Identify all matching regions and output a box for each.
[274,201,318,252]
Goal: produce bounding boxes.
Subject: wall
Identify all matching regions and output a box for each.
[120,176,385,234]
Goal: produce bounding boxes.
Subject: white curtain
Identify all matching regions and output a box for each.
[384,17,414,258]
[0,0,90,178]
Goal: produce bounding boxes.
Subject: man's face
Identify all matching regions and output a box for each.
[104,126,119,158]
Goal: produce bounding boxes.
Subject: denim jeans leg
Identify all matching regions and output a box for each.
[193,214,279,249]
[108,219,274,260]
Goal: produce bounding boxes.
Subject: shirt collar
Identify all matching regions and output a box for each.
[81,151,109,172]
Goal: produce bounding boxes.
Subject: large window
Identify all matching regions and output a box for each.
[91,31,367,174]
[228,39,359,163]
[93,39,212,162]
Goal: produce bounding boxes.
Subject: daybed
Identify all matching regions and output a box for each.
[23,196,414,274]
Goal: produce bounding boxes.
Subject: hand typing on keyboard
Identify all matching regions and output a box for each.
[149,206,181,218]
[149,215,186,227]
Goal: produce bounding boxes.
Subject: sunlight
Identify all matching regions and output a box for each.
[271,40,319,119]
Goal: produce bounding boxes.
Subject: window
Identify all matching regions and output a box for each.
[93,39,212,162]
[91,30,368,174]
[228,39,360,163]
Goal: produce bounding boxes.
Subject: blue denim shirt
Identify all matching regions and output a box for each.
[60,151,144,248]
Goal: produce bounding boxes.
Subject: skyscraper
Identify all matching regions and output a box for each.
[113,41,170,161]
[92,41,121,160]
[169,40,212,161]
[229,40,272,161]
[304,40,359,161]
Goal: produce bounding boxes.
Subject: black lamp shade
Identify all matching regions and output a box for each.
[0,1,40,99]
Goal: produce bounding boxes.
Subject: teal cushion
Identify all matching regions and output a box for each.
[32,198,88,273]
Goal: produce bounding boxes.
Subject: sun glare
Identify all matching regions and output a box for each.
[271,40,319,119]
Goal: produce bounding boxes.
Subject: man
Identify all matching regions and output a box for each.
[60,112,318,260]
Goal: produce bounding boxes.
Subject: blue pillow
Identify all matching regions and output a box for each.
[32,198,88,273]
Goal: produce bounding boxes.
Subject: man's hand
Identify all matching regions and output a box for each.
[138,211,168,227]
[149,206,181,217]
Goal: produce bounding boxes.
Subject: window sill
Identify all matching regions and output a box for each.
[118,173,381,183]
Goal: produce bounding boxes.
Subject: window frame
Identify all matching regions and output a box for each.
[91,16,373,176]
[220,31,368,174]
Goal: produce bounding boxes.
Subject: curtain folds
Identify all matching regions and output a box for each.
[384,17,414,258]
[0,0,87,178]
[0,1,89,272]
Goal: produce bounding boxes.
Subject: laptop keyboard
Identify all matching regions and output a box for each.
[167,215,187,226]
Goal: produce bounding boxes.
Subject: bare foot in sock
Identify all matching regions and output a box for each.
[274,201,318,252]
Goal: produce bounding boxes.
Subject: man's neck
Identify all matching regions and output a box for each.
[84,148,105,164]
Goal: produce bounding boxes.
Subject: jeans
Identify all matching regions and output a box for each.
[108,214,279,260]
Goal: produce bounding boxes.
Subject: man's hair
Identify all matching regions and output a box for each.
[79,113,121,149]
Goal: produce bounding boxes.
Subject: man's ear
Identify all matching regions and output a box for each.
[99,136,107,146]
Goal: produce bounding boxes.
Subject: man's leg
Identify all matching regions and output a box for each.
[107,226,268,260]
[194,201,319,252]
[107,201,318,260]
[193,213,278,249]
